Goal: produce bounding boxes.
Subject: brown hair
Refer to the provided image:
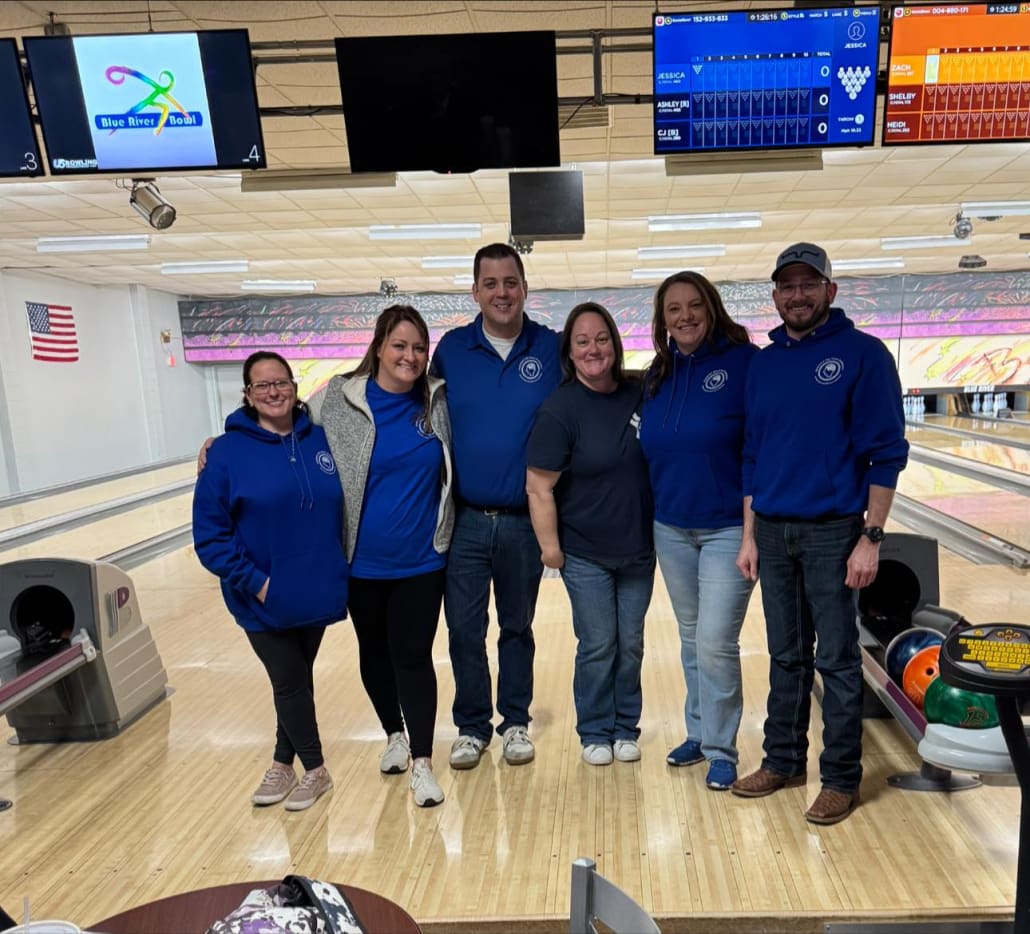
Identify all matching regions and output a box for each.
[646,271,751,398]
[559,301,626,386]
[240,350,308,420]
[349,305,434,433]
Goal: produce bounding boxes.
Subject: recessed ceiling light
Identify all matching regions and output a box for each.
[369,224,482,240]
[37,234,151,253]
[880,235,965,251]
[636,244,726,260]
[422,255,475,269]
[241,280,316,292]
[162,260,249,275]
[631,267,705,280]
[647,212,761,232]
[453,274,474,286]
[961,201,1030,217]
[834,258,906,271]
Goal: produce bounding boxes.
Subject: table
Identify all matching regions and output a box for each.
[89,880,421,933]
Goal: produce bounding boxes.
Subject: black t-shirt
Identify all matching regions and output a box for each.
[527,379,654,567]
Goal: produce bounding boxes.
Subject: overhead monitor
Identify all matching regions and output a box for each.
[23,29,266,175]
[0,39,43,177]
[335,31,560,174]
[883,3,1030,145]
[652,6,881,154]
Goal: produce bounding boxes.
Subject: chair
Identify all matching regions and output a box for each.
[569,857,660,934]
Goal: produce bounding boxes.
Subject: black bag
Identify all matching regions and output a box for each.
[205,875,366,934]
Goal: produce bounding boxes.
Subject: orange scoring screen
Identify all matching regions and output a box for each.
[883,3,1030,144]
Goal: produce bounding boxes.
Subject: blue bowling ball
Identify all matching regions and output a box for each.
[884,626,945,686]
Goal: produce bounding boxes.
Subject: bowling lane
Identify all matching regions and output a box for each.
[0,492,192,564]
[923,413,1030,445]
[897,461,1030,549]
[906,423,1030,475]
[0,461,196,532]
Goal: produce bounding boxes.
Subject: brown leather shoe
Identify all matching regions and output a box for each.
[731,767,807,798]
[805,787,860,825]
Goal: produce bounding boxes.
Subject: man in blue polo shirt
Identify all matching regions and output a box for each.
[432,242,561,769]
[733,242,908,825]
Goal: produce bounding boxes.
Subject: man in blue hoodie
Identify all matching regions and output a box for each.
[732,243,908,825]
[432,243,561,770]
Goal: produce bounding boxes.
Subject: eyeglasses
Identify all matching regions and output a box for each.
[247,379,295,394]
[775,279,827,297]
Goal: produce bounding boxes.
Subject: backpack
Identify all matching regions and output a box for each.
[204,876,366,934]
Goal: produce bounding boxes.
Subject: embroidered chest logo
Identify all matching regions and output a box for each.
[415,416,435,439]
[703,369,728,392]
[315,451,336,474]
[519,356,544,383]
[629,411,642,440]
[815,357,845,385]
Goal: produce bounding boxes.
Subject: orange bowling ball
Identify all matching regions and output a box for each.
[902,644,941,710]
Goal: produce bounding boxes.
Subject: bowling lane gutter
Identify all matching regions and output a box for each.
[911,419,1030,452]
[908,443,1030,498]
[100,524,194,571]
[891,495,1030,569]
[0,479,195,549]
[0,454,194,508]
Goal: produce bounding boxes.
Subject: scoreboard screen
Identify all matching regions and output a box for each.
[883,3,1030,145]
[652,6,881,154]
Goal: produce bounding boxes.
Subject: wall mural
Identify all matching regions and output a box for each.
[179,270,1030,399]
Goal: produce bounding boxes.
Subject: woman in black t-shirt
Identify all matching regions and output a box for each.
[526,302,655,767]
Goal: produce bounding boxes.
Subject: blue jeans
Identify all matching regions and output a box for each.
[445,506,543,741]
[560,552,655,746]
[654,521,755,764]
[754,515,864,792]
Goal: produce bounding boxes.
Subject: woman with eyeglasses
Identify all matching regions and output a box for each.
[193,350,348,812]
[317,304,454,808]
[638,271,758,792]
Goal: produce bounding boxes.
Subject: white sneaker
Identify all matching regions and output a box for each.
[582,743,614,766]
[502,725,535,765]
[449,734,488,770]
[410,758,444,807]
[380,731,410,774]
[613,739,641,762]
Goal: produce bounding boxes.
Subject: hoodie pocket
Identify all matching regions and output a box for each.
[263,550,349,627]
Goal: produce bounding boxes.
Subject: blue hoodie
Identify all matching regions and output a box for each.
[431,313,560,507]
[192,407,349,632]
[640,336,759,529]
[743,307,909,519]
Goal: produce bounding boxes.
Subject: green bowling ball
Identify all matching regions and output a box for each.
[923,677,999,729]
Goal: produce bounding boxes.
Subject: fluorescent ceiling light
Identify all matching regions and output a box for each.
[369,223,482,240]
[637,244,726,260]
[241,279,316,292]
[37,234,151,253]
[453,275,474,286]
[422,255,475,269]
[631,267,705,280]
[161,260,249,275]
[881,235,965,251]
[960,200,1030,217]
[648,212,761,232]
[834,258,906,271]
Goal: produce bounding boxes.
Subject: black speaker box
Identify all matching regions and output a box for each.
[509,170,584,241]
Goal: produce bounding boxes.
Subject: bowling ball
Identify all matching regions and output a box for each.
[901,644,940,710]
[885,627,945,686]
[923,677,999,729]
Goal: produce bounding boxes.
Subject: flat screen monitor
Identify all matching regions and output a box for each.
[652,6,881,154]
[883,3,1030,145]
[0,39,43,177]
[335,31,560,174]
[23,29,265,174]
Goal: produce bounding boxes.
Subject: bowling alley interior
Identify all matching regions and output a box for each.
[1,1,1030,932]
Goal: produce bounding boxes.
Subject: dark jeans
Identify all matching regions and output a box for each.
[754,515,864,793]
[247,626,326,772]
[445,506,543,741]
[348,569,445,760]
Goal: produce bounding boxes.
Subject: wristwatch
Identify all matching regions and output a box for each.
[861,526,886,543]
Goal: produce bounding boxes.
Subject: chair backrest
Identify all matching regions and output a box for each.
[569,857,660,934]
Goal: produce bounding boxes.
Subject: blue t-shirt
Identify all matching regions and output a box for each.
[351,380,445,579]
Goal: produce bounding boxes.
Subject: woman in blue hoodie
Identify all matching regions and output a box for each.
[193,351,348,812]
[639,271,759,791]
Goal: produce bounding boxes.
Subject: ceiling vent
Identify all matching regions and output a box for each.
[958,254,986,269]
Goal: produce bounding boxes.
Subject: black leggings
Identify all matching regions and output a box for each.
[348,569,445,760]
[246,626,326,772]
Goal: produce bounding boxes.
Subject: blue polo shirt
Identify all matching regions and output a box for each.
[432,313,560,507]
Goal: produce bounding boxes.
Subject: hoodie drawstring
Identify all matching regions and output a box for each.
[281,432,316,510]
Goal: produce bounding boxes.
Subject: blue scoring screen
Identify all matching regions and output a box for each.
[653,6,881,154]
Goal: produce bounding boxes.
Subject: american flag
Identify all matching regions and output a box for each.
[25,301,79,363]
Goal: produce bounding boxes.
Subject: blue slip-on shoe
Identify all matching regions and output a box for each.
[666,739,704,767]
[705,759,737,791]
